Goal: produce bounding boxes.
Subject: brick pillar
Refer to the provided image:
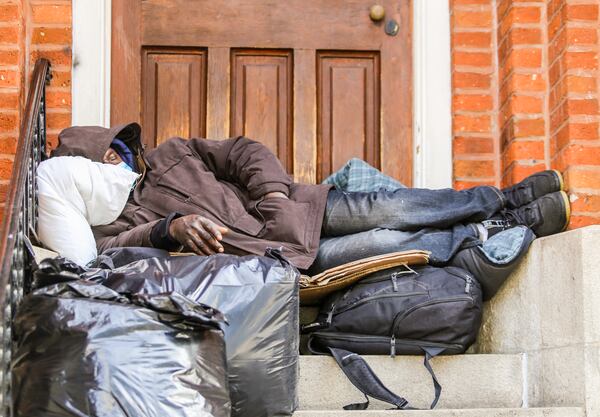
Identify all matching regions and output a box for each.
[0,1,24,208]
[452,0,600,229]
[497,0,549,187]
[548,1,600,228]
[29,1,72,149]
[451,0,501,190]
[0,0,71,216]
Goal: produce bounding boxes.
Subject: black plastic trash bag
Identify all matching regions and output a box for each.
[12,280,231,417]
[89,247,300,417]
[30,256,86,289]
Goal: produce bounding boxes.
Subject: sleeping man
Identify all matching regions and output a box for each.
[51,122,570,296]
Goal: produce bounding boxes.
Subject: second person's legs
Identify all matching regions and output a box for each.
[309,223,480,274]
[322,186,506,237]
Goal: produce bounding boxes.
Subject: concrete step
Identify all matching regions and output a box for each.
[293,407,585,417]
[473,227,600,416]
[298,354,525,410]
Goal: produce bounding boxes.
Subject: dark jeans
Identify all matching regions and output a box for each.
[309,186,506,273]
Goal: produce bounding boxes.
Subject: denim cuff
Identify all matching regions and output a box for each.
[487,185,508,208]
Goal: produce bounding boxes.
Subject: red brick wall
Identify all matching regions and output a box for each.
[497,0,549,187]
[0,0,71,214]
[0,0,25,209]
[31,1,72,150]
[451,0,600,229]
[451,0,501,189]
[547,1,600,228]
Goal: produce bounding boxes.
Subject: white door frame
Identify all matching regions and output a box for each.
[71,0,111,127]
[71,0,452,188]
[413,0,453,189]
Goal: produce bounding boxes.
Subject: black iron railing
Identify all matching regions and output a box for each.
[0,58,51,416]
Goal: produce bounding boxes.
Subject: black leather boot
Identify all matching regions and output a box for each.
[502,170,564,208]
[484,191,570,238]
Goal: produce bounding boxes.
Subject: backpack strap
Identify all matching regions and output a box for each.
[328,345,446,410]
[422,346,446,409]
[328,347,410,410]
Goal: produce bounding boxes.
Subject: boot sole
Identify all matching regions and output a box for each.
[552,169,565,192]
[559,190,571,231]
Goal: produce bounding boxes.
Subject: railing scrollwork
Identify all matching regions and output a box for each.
[0,58,51,417]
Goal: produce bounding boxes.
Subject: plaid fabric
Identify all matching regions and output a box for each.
[322,158,406,192]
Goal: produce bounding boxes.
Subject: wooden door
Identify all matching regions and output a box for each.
[111,0,412,185]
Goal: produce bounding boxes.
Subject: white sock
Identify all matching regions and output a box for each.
[476,223,489,242]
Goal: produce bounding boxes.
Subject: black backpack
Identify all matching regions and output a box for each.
[303,265,483,410]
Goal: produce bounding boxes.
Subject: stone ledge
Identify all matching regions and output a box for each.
[474,225,600,416]
[293,407,585,417]
[298,354,524,410]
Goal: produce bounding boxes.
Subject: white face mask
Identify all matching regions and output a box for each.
[117,161,133,172]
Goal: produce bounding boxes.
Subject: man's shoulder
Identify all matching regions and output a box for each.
[146,137,190,159]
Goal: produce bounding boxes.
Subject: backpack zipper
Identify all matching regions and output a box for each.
[333,291,428,316]
[359,266,417,285]
[326,302,336,325]
[311,332,463,352]
[390,335,396,357]
[391,273,399,292]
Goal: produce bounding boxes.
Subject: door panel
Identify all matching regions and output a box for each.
[141,0,402,49]
[317,51,380,181]
[230,50,293,171]
[142,49,207,147]
[112,0,413,185]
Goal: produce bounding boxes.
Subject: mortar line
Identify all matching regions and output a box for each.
[491,0,501,187]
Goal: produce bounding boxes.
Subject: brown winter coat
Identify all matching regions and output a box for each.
[53,123,331,269]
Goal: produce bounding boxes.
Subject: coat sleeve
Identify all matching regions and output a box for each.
[93,219,159,253]
[188,136,292,200]
[93,211,185,253]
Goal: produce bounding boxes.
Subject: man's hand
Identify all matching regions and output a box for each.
[263,191,289,200]
[169,215,229,255]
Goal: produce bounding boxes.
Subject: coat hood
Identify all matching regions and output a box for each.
[52,123,142,163]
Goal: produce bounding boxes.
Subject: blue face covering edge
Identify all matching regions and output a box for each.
[117,161,134,172]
